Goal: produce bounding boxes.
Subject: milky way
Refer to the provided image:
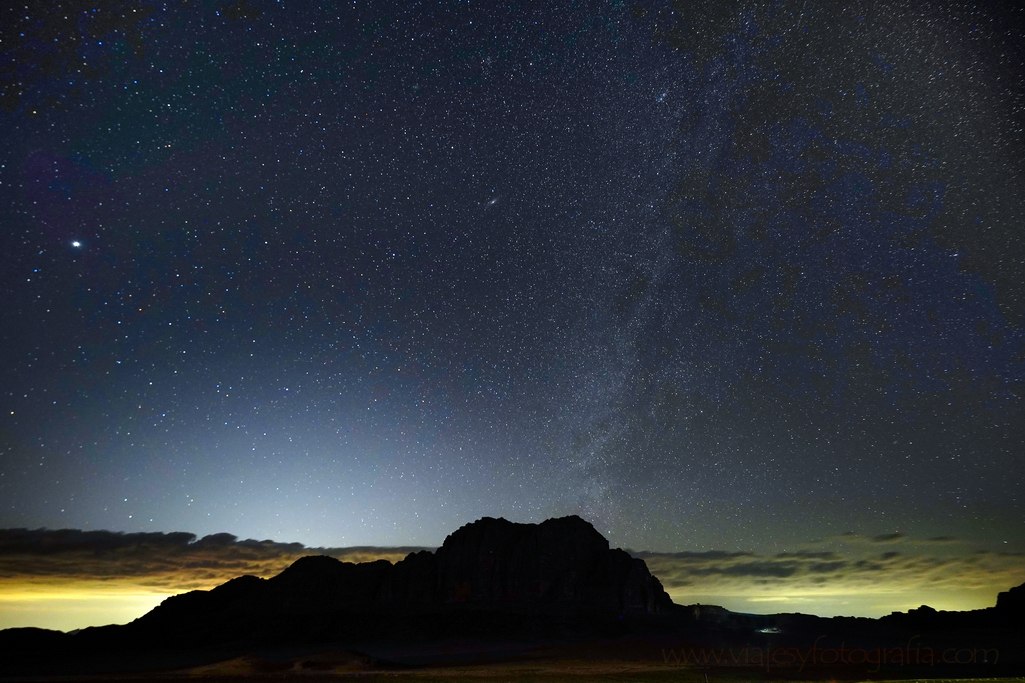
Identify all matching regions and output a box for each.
[2,0,1023,568]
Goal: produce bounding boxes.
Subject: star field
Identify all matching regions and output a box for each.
[2,0,1024,573]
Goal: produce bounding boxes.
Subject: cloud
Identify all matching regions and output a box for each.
[0,528,429,592]
[1,528,1022,626]
[775,550,838,559]
[633,534,1025,616]
[827,531,910,545]
[638,550,755,560]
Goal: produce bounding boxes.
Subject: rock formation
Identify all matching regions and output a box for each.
[131,515,672,644]
[996,581,1025,614]
[427,515,670,613]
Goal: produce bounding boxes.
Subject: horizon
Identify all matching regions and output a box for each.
[2,517,1022,631]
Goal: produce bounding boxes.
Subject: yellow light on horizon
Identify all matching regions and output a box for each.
[0,581,175,632]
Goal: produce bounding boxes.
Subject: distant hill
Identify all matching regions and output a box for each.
[127,514,674,646]
[0,515,1022,679]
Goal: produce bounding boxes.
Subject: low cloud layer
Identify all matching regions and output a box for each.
[634,533,1025,615]
[0,528,426,592]
[0,527,1021,627]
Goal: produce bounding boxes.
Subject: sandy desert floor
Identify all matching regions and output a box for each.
[6,670,1025,683]
[7,652,1021,683]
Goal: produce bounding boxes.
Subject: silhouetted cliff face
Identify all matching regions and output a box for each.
[429,516,671,614]
[133,516,672,643]
[3,537,1024,678]
[996,582,1025,613]
[875,580,1025,632]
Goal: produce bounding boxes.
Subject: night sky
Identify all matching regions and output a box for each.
[2,0,1024,625]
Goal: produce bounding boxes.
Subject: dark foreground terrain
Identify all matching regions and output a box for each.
[2,516,1023,681]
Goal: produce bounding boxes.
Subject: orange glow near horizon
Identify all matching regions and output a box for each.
[1,531,1021,632]
[0,547,415,632]
[0,583,174,631]
[666,584,1005,619]
[0,574,1016,632]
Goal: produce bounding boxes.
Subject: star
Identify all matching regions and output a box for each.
[2,0,1022,629]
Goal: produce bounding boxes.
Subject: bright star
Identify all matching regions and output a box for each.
[71,240,82,248]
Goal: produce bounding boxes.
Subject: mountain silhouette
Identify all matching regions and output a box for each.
[127,515,673,646]
[1,516,1023,679]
